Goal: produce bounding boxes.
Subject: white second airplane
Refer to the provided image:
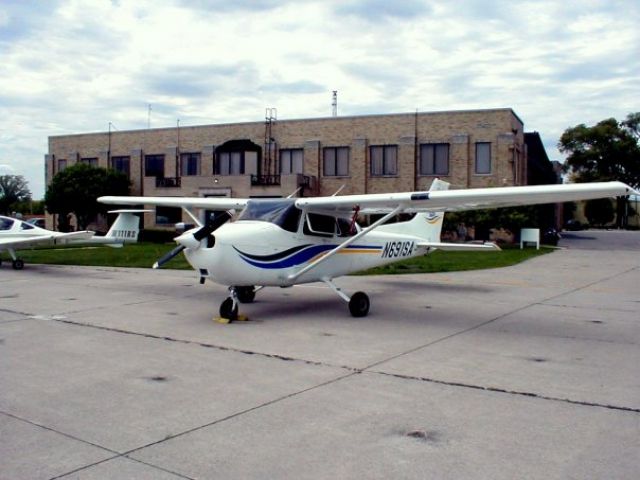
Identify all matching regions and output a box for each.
[99,180,637,319]
[0,210,144,270]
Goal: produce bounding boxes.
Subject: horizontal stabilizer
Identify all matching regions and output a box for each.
[418,241,501,251]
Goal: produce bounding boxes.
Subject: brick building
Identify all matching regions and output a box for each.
[46,108,545,229]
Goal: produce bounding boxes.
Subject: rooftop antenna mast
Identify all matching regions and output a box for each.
[332,90,337,117]
[264,107,277,177]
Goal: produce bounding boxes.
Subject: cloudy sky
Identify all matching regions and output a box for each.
[1,0,638,198]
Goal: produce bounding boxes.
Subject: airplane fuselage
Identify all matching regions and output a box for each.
[184,220,429,287]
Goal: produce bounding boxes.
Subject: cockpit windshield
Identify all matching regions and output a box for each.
[0,217,15,230]
[237,199,302,233]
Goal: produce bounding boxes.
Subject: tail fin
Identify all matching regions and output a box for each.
[377,179,450,241]
[104,210,147,244]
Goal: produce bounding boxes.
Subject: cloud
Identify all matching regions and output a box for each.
[0,0,64,43]
[259,80,325,94]
[334,0,431,21]
[174,0,287,13]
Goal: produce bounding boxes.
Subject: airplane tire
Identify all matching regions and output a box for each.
[219,297,238,321]
[236,286,256,303]
[349,291,370,317]
[12,259,24,270]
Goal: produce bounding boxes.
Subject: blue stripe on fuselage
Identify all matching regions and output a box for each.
[235,244,381,269]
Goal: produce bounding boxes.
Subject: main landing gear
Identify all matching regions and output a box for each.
[217,282,370,321]
[3,249,25,270]
[323,279,370,317]
[218,286,259,322]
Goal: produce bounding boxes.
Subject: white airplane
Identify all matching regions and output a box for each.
[99,180,637,319]
[0,210,144,270]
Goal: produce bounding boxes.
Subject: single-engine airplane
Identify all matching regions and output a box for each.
[0,210,144,269]
[99,180,637,319]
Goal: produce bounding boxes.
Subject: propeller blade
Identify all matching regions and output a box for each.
[153,244,186,269]
[193,210,234,241]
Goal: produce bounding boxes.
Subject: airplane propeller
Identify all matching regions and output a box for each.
[153,210,233,269]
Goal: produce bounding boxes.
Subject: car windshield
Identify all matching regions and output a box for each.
[237,199,302,233]
[0,217,15,230]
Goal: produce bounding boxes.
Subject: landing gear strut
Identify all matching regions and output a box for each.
[235,285,256,303]
[323,279,370,317]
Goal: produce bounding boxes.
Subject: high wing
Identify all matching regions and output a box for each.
[294,181,637,214]
[98,195,249,210]
[0,231,95,250]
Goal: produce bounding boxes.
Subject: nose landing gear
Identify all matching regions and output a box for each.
[217,286,259,323]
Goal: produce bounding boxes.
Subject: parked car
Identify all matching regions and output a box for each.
[564,219,584,231]
[542,227,561,246]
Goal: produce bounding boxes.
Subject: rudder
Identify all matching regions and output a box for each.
[377,179,450,241]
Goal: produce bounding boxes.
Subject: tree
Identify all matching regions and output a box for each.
[0,175,32,215]
[45,164,130,231]
[559,113,640,227]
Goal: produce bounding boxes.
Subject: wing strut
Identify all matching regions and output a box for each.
[287,205,403,282]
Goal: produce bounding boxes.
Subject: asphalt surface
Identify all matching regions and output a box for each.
[1,230,639,479]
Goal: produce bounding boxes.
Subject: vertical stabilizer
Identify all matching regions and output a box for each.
[377,179,450,241]
[105,210,146,243]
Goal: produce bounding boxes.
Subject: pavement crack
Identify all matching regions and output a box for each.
[0,411,196,480]
[46,317,359,372]
[372,371,640,414]
[363,263,640,372]
[120,371,358,459]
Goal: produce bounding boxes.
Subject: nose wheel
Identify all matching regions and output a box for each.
[219,297,239,321]
[218,286,258,323]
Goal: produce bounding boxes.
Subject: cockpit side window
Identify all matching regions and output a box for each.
[304,213,335,237]
[20,223,35,230]
[0,217,15,230]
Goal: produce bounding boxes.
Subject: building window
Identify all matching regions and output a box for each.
[81,157,98,167]
[419,143,449,175]
[58,159,67,172]
[280,148,304,174]
[323,147,349,176]
[215,151,244,175]
[180,152,201,176]
[475,142,491,174]
[111,156,130,177]
[145,154,165,177]
[155,206,182,225]
[370,145,398,176]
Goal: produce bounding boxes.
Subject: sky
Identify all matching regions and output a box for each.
[1,0,638,199]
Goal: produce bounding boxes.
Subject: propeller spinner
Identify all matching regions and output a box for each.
[153,210,233,269]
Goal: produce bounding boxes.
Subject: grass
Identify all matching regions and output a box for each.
[355,245,553,275]
[4,243,191,269]
[4,242,553,274]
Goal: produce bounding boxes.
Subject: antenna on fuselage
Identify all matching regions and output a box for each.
[331,184,346,196]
